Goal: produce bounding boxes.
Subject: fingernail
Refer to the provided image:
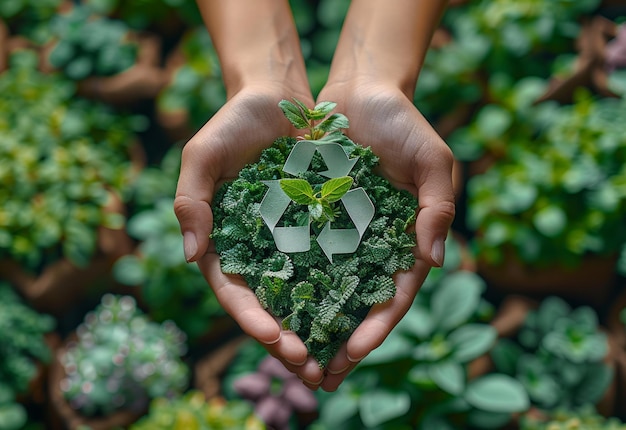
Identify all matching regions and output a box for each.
[260,332,282,345]
[301,375,324,385]
[326,364,350,375]
[347,353,366,363]
[430,238,445,267]
[183,231,198,262]
[285,357,307,366]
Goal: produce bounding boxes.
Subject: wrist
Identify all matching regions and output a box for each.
[196,0,309,98]
[327,0,448,98]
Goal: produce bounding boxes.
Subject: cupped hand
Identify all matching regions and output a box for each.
[174,85,325,388]
[315,80,456,391]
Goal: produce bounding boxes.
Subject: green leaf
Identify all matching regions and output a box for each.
[0,403,27,430]
[316,113,349,133]
[428,361,465,395]
[476,104,513,139]
[359,389,411,427]
[574,363,613,406]
[318,388,359,427]
[113,255,146,286]
[533,205,566,237]
[309,101,337,119]
[431,271,485,332]
[278,99,309,129]
[464,374,530,414]
[280,178,316,205]
[448,324,497,363]
[320,176,353,202]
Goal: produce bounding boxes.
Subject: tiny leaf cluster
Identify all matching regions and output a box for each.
[212,102,417,368]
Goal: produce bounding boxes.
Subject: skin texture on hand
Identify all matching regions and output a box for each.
[176,0,454,392]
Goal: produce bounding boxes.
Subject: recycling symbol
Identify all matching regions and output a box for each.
[260,140,375,263]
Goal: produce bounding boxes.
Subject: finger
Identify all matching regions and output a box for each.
[263,330,310,370]
[197,252,282,344]
[343,262,429,364]
[174,138,220,263]
[321,343,358,392]
[413,140,456,267]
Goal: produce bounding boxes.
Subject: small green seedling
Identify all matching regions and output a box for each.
[280,176,353,224]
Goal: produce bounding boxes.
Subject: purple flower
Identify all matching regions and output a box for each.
[233,356,318,430]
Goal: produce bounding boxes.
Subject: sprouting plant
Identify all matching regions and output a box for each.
[278,98,349,141]
[280,176,353,225]
[211,100,418,367]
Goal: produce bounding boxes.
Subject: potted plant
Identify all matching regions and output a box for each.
[490,296,617,417]
[130,390,265,430]
[465,91,626,303]
[49,294,189,429]
[211,99,418,368]
[0,50,142,314]
[311,265,529,429]
[156,26,226,141]
[0,282,56,430]
[43,3,166,105]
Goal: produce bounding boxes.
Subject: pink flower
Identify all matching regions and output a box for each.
[233,356,318,430]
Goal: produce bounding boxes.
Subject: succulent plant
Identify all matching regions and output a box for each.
[60,294,189,417]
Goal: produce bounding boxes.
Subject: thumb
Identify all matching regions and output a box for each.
[174,142,216,263]
[414,145,456,267]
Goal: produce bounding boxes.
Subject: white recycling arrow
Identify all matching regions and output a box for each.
[259,141,374,262]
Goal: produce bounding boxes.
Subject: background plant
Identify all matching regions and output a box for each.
[466,92,626,267]
[130,390,265,430]
[113,197,226,341]
[0,282,55,430]
[60,294,189,417]
[491,296,613,413]
[0,50,143,271]
[156,26,226,132]
[0,0,60,43]
[47,4,138,80]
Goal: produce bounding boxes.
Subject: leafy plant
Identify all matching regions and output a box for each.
[0,0,60,43]
[312,268,528,429]
[156,27,226,131]
[47,4,138,80]
[0,282,55,430]
[443,0,600,79]
[211,99,418,367]
[447,75,554,162]
[466,91,626,267]
[519,406,626,430]
[0,50,142,270]
[59,294,189,417]
[113,197,226,341]
[130,390,265,430]
[491,296,613,412]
